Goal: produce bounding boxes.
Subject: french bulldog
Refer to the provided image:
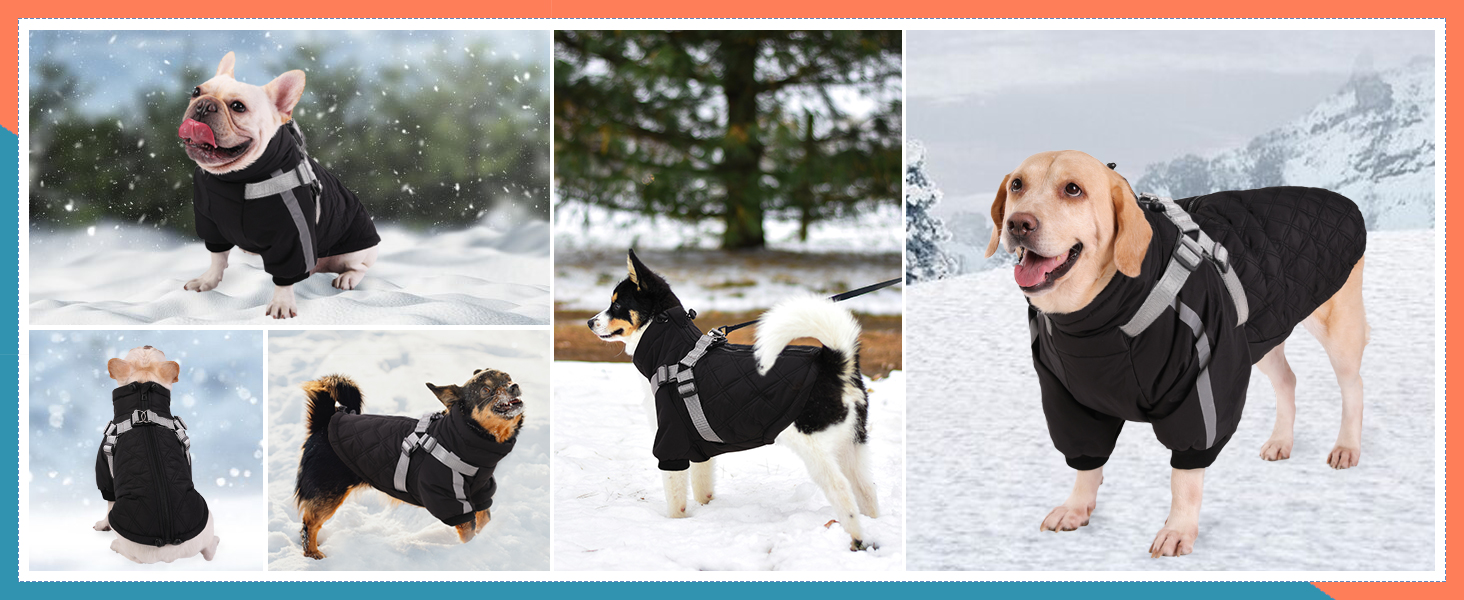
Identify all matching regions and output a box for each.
[179,52,381,319]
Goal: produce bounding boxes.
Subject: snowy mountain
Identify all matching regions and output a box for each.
[1138,58,1436,230]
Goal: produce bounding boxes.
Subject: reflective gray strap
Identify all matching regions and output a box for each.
[648,364,678,390]
[645,331,728,444]
[1175,299,1218,449]
[1121,195,1249,336]
[276,176,318,275]
[242,161,316,200]
[108,411,193,469]
[393,414,434,493]
[102,423,119,478]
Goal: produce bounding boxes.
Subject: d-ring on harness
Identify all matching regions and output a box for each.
[646,278,902,444]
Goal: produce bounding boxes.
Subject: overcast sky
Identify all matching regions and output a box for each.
[908,29,1436,217]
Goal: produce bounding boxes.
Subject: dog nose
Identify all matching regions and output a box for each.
[193,100,218,120]
[509,383,521,397]
[1007,212,1039,238]
[586,318,596,329]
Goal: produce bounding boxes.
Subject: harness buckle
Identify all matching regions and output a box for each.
[131,410,151,425]
[421,437,439,453]
[101,442,115,455]
[401,436,419,454]
[1175,236,1204,271]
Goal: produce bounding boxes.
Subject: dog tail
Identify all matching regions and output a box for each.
[302,374,362,436]
[754,295,861,378]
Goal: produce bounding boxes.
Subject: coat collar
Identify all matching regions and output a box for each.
[630,307,706,380]
[205,127,301,185]
[1040,209,1176,337]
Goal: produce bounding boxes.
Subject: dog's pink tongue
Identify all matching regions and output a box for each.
[178,119,216,146]
[1014,251,1066,287]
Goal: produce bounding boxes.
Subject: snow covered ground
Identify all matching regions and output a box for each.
[29,216,551,325]
[906,229,1436,571]
[30,496,265,571]
[265,330,550,571]
[552,361,905,571]
[25,330,265,571]
[554,202,903,254]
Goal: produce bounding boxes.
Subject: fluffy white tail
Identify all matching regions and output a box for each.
[753,295,861,376]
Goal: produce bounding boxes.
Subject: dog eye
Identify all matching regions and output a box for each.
[229,101,246,113]
[1065,183,1082,197]
[611,302,621,310]
[191,87,201,98]
[1010,178,1022,192]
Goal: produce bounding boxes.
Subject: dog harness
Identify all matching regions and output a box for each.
[95,382,211,547]
[1119,194,1250,337]
[1030,187,1366,470]
[191,120,381,287]
[633,307,832,472]
[327,402,515,526]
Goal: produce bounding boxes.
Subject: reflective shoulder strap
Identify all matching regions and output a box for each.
[1119,195,1250,337]
[393,414,435,493]
[242,161,317,200]
[102,422,120,478]
[105,410,194,473]
[645,330,727,444]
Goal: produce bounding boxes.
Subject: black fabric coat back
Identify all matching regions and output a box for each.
[327,402,515,526]
[95,382,211,547]
[632,308,826,472]
[1033,187,1365,470]
[191,128,380,287]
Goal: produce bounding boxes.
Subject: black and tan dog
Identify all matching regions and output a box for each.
[293,369,524,559]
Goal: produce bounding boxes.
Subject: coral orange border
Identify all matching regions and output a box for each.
[4,6,1453,597]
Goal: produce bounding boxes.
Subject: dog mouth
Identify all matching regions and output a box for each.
[1015,243,1083,293]
[492,398,524,416]
[597,328,624,340]
[183,138,253,162]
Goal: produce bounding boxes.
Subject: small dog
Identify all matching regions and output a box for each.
[179,52,380,319]
[589,249,880,551]
[94,345,220,563]
[293,369,525,560]
[985,151,1368,557]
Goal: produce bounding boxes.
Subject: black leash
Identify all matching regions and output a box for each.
[714,278,902,335]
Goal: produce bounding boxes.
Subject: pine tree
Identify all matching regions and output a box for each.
[905,141,956,283]
[554,31,902,250]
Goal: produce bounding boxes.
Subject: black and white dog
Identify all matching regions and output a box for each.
[588,250,880,551]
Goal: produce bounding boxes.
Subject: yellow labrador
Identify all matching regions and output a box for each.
[985,150,1368,557]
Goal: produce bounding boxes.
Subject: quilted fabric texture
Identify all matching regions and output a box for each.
[1031,186,1365,470]
[1179,186,1367,358]
[94,382,211,547]
[632,308,826,472]
[327,402,515,526]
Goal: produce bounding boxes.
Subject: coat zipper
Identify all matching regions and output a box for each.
[140,385,174,545]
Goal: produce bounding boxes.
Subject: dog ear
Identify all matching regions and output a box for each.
[216,52,236,78]
[626,249,640,286]
[264,70,307,121]
[984,174,1011,258]
[1109,172,1153,278]
[159,361,181,384]
[106,359,132,382]
[426,383,463,407]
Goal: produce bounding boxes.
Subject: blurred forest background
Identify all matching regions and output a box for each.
[554,30,902,250]
[29,30,550,235]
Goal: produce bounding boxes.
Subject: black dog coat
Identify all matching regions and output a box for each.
[632,307,830,472]
[94,382,210,547]
[191,126,380,287]
[1033,187,1366,470]
[327,402,514,526]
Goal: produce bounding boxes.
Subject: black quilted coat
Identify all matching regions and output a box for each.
[327,402,514,526]
[632,307,827,472]
[94,382,211,547]
[1033,187,1366,470]
[192,129,380,287]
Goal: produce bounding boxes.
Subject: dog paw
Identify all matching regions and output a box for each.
[92,519,111,531]
[304,549,325,560]
[668,505,688,518]
[1259,436,1293,461]
[332,270,366,291]
[1149,522,1198,558]
[697,492,714,505]
[184,274,222,292]
[1039,504,1092,532]
[1328,443,1361,469]
[266,290,298,319]
[849,538,877,552]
